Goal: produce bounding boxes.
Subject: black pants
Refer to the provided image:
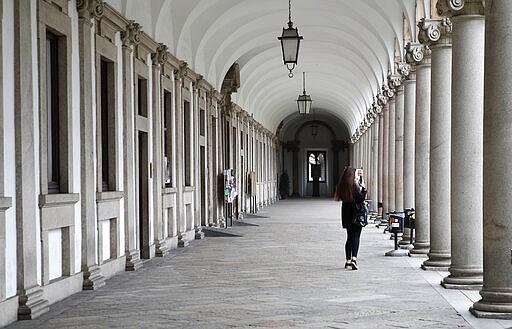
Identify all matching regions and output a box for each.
[345,224,362,260]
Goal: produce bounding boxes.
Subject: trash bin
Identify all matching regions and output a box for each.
[389,212,404,234]
[403,208,415,244]
[404,208,415,229]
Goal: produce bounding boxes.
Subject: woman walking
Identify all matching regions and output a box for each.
[334,166,367,270]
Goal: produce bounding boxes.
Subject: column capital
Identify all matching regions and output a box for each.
[397,62,411,80]
[377,91,388,108]
[405,42,431,66]
[436,0,484,17]
[388,74,403,94]
[373,101,383,115]
[77,0,104,20]
[121,21,141,47]
[418,17,453,47]
[151,43,168,66]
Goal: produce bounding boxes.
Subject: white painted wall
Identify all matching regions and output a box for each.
[101,220,111,261]
[48,229,62,280]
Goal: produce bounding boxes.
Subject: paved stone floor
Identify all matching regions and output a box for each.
[7,199,512,329]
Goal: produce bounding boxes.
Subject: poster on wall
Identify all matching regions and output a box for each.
[224,169,238,203]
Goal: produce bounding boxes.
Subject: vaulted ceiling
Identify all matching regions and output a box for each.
[107,0,428,134]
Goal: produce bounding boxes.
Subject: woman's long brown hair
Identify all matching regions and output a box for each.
[334,166,355,202]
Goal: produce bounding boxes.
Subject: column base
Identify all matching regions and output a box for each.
[399,244,414,250]
[421,252,451,271]
[82,264,105,290]
[125,249,143,271]
[399,239,413,246]
[441,267,483,290]
[385,249,409,257]
[17,286,49,320]
[155,239,170,257]
[218,217,226,229]
[195,227,205,240]
[178,235,189,248]
[409,241,429,257]
[422,264,450,271]
[470,290,512,319]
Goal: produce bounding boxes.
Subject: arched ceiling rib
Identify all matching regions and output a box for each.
[111,0,417,135]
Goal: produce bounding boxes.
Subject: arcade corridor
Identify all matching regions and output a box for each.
[3,0,512,326]
[6,199,512,329]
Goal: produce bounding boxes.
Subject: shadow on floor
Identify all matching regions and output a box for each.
[202,227,243,237]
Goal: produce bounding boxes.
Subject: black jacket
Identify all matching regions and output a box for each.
[341,185,367,228]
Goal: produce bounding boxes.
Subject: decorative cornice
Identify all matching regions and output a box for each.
[77,0,103,20]
[121,21,141,47]
[418,18,452,47]
[151,43,168,65]
[437,0,484,17]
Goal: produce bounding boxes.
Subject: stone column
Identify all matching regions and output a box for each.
[371,113,379,219]
[391,77,404,213]
[377,104,384,220]
[386,87,396,213]
[120,21,143,271]
[438,0,484,289]
[151,44,169,256]
[419,18,453,271]
[14,0,49,319]
[381,98,390,220]
[409,43,431,257]
[471,0,512,318]
[400,59,416,246]
[77,0,106,286]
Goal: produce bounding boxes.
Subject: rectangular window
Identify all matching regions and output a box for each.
[163,90,172,187]
[100,58,115,191]
[46,32,60,194]
[184,100,191,186]
[307,151,326,182]
[137,77,148,117]
[200,109,205,136]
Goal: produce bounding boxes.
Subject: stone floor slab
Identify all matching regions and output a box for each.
[6,199,512,329]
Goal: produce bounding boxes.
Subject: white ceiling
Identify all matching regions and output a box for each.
[107,0,425,134]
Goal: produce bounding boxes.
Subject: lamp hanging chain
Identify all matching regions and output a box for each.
[288,0,292,25]
[302,72,306,95]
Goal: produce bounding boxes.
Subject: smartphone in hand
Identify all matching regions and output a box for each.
[355,168,364,187]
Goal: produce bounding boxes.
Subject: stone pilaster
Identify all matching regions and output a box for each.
[409,42,431,257]
[438,0,484,289]
[471,0,512,318]
[151,44,170,256]
[120,21,143,271]
[400,59,416,247]
[14,0,49,319]
[77,1,106,288]
[418,18,453,271]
